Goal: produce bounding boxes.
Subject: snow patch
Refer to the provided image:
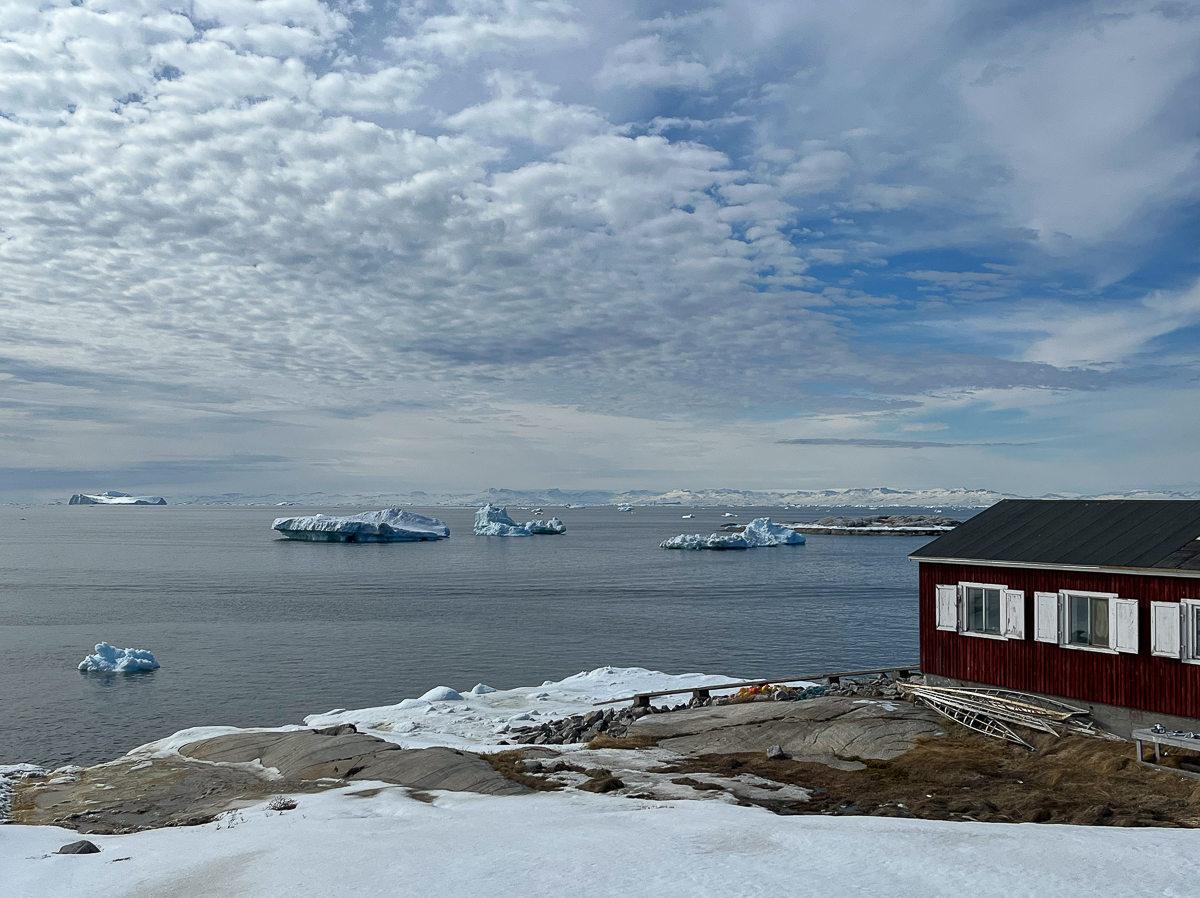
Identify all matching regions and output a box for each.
[418,686,464,702]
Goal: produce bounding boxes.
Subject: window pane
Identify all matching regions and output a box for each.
[985,589,1001,635]
[1069,594,1089,645]
[1091,596,1109,648]
[967,587,984,632]
[1194,610,1200,659]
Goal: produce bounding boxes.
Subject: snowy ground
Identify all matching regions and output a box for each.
[6,786,1198,898]
[6,666,1197,896]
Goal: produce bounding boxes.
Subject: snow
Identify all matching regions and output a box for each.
[473,504,532,537]
[417,686,463,702]
[68,491,166,505]
[272,509,449,542]
[77,643,159,673]
[7,784,1200,898]
[661,517,806,550]
[524,517,566,534]
[8,664,1196,895]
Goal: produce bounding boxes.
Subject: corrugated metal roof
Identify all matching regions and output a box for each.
[909,499,1200,571]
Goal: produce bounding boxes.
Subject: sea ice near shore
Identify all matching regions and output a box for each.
[78,643,159,673]
[272,509,449,542]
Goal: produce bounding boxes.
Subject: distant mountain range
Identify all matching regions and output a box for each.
[162,486,1200,509]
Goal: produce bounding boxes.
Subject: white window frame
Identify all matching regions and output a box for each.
[955,581,1025,641]
[1056,589,1144,655]
[1183,599,1200,665]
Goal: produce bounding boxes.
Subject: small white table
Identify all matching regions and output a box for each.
[1133,727,1200,780]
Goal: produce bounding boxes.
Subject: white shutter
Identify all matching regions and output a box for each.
[935,584,959,632]
[1150,601,1183,658]
[1112,598,1139,654]
[1034,591,1060,643]
[1003,589,1025,639]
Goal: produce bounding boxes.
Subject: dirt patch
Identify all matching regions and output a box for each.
[661,724,1200,826]
[482,750,565,792]
[586,733,660,750]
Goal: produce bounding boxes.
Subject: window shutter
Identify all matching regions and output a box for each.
[935,584,959,632]
[1003,589,1025,639]
[1112,598,1139,654]
[1150,601,1182,658]
[1034,592,1060,643]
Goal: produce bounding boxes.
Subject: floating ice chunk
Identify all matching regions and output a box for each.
[419,686,463,702]
[681,514,694,519]
[722,512,737,517]
[272,508,449,543]
[474,504,532,536]
[660,517,806,551]
[69,491,166,505]
[470,684,498,694]
[524,517,566,534]
[617,504,634,512]
[78,643,160,672]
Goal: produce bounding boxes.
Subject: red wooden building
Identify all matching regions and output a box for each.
[910,499,1200,736]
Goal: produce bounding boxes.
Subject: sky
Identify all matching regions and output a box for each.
[0,0,1197,502]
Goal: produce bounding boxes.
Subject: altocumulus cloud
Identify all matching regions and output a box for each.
[0,0,1196,498]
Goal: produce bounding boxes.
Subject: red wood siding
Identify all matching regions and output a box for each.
[919,562,1200,717]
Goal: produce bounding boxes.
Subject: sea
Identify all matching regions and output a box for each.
[0,504,971,768]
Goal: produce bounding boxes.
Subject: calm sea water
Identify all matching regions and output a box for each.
[0,504,955,768]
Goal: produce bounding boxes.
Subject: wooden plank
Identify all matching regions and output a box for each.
[595,664,919,707]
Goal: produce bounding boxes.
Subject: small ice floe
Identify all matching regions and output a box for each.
[272,509,449,543]
[721,512,737,517]
[525,517,566,534]
[681,514,694,519]
[617,504,634,512]
[474,504,532,536]
[78,643,160,672]
[661,517,806,551]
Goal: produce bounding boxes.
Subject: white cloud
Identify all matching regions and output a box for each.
[596,35,716,90]
[1024,278,1200,367]
[0,0,1195,498]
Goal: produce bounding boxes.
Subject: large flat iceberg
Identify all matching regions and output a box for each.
[69,491,166,506]
[78,643,160,672]
[273,509,450,543]
[661,517,806,550]
[474,504,531,536]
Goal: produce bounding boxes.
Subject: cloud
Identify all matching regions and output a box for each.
[776,438,1033,449]
[1023,277,1200,367]
[0,0,1195,498]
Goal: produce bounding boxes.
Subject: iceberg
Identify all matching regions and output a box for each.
[69,491,166,506]
[78,643,160,673]
[474,504,532,536]
[524,517,566,534]
[660,517,806,551]
[272,508,450,542]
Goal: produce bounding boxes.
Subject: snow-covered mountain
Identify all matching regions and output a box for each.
[162,486,1200,508]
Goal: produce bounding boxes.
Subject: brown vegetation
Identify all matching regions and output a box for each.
[662,724,1200,826]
